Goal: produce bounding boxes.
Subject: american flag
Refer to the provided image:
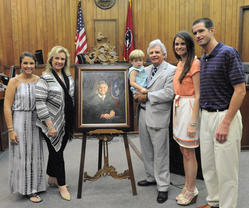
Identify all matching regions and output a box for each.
[75,1,88,64]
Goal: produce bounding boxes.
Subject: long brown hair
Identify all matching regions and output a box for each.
[173,31,195,83]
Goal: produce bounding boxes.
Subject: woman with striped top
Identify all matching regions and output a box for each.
[35,46,74,201]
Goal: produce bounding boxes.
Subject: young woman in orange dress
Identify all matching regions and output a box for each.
[172,31,201,206]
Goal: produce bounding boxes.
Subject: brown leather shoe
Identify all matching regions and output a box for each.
[196,204,219,208]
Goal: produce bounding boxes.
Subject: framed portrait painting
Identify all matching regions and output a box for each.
[75,64,132,131]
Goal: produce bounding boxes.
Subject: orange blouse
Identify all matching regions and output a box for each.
[173,59,200,96]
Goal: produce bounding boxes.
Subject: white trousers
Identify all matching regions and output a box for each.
[200,110,242,208]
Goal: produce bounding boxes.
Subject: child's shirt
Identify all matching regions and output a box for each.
[128,66,147,95]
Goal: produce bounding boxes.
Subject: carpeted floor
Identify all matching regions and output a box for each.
[0,135,248,208]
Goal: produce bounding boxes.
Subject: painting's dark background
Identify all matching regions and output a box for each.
[82,71,126,125]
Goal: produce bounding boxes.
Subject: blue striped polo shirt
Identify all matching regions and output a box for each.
[200,42,245,110]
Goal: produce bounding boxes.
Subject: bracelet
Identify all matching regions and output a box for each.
[7,127,13,130]
[8,129,14,132]
[190,122,197,126]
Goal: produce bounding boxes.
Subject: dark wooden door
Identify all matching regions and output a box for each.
[240,89,249,150]
[239,6,249,62]
[239,6,249,149]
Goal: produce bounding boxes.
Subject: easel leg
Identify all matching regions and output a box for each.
[98,140,102,170]
[77,133,87,199]
[128,138,143,162]
[123,133,137,195]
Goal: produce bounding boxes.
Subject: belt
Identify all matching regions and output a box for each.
[201,107,227,112]
[140,105,146,110]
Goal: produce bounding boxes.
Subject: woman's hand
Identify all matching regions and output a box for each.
[9,130,19,144]
[187,125,197,138]
[48,127,57,138]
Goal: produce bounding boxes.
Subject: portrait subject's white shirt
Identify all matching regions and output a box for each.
[98,94,106,98]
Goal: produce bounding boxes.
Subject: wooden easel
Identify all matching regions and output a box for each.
[77,129,137,198]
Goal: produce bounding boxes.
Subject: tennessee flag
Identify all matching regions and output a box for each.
[123,0,134,61]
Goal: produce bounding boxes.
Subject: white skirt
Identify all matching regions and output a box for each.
[173,96,200,148]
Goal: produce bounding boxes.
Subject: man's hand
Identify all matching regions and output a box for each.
[215,119,230,143]
[101,114,109,119]
[215,82,245,144]
[134,92,148,103]
[101,110,115,119]
[140,88,149,94]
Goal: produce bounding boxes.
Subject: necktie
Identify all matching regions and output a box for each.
[150,67,158,81]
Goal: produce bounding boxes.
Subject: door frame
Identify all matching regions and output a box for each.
[239,5,249,56]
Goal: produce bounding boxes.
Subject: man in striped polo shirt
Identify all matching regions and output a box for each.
[192,18,246,208]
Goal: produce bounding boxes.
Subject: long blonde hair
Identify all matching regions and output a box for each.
[45,46,71,75]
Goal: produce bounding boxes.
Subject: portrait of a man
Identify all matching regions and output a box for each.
[81,71,127,125]
[85,80,116,123]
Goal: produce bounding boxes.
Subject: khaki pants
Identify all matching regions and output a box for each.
[200,110,242,208]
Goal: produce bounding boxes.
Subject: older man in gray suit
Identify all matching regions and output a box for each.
[135,39,176,204]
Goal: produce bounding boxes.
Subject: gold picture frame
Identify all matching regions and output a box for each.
[75,64,131,131]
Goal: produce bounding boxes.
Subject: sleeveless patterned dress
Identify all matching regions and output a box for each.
[9,80,46,195]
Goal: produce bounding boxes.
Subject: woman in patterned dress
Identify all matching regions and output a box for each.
[4,52,46,203]
[35,46,74,201]
[172,31,201,206]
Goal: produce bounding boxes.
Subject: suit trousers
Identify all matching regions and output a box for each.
[139,108,170,192]
[43,132,68,186]
[200,110,242,208]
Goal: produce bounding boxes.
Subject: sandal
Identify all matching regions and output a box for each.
[26,193,43,203]
[177,187,198,206]
[176,187,186,201]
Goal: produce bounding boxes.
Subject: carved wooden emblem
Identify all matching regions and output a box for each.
[84,32,118,64]
[94,0,116,10]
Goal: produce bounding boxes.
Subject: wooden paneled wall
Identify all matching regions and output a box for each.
[0,0,77,72]
[1,0,249,72]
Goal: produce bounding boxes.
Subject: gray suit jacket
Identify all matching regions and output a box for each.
[145,61,176,129]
